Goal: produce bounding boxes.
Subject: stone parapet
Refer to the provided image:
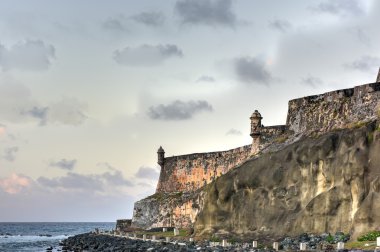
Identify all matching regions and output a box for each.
[156,145,252,193]
[287,82,380,135]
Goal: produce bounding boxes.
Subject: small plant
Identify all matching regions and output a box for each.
[228,236,239,244]
[357,231,380,241]
[348,121,368,129]
[367,132,374,144]
[275,135,288,143]
[210,235,221,242]
[326,234,334,244]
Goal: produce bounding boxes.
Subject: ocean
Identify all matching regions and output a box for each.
[0,222,115,251]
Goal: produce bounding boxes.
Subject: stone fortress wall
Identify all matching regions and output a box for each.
[287,82,380,135]
[129,71,380,230]
[155,76,380,194]
[155,145,252,193]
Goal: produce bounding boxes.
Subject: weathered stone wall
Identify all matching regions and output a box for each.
[287,83,380,135]
[261,125,287,144]
[133,80,380,234]
[131,191,206,229]
[195,121,380,239]
[156,145,252,193]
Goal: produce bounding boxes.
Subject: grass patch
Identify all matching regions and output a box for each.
[357,230,380,241]
[348,121,368,129]
[275,135,288,143]
[345,241,377,250]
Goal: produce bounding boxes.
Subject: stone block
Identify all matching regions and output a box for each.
[173,228,179,236]
[337,242,344,250]
[152,235,156,241]
[222,239,227,247]
[143,234,146,241]
[377,237,380,246]
[252,241,257,248]
[163,227,167,232]
[166,237,170,242]
[273,242,279,251]
[300,242,307,251]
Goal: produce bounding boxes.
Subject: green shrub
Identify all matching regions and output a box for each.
[357,231,380,241]
[367,132,374,144]
[210,235,221,242]
[326,234,334,243]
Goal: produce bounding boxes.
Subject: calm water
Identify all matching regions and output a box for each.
[0,222,115,251]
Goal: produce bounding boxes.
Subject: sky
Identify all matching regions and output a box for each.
[0,0,380,222]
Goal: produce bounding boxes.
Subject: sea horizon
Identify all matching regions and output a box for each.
[0,222,115,251]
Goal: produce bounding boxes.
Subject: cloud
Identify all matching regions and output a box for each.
[3,146,19,162]
[148,100,213,120]
[311,0,365,16]
[25,106,49,126]
[37,168,133,192]
[175,0,237,27]
[0,175,136,221]
[103,16,128,32]
[102,170,134,187]
[225,128,242,136]
[0,124,6,137]
[135,166,160,180]
[234,56,272,85]
[49,159,77,171]
[344,55,380,72]
[132,11,165,26]
[353,28,370,46]
[196,75,215,82]
[0,79,87,126]
[0,40,55,71]
[48,97,88,126]
[113,44,183,66]
[23,97,87,126]
[300,75,323,88]
[37,173,104,191]
[268,19,292,32]
[0,173,32,194]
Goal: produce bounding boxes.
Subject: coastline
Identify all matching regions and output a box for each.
[60,231,378,252]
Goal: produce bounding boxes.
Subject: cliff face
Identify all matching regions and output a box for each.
[131,80,380,236]
[132,191,206,229]
[194,122,380,239]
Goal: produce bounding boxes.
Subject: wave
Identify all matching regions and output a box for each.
[0,234,69,243]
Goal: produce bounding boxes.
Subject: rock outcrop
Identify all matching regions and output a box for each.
[131,75,380,239]
[195,121,380,239]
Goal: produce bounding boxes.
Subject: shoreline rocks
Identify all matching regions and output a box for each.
[59,232,375,252]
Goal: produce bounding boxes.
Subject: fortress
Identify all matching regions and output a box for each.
[129,70,380,234]
[155,72,380,194]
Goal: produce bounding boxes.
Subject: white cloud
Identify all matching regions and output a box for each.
[0,40,55,71]
[113,44,183,66]
[175,0,237,27]
[234,57,273,85]
[148,100,213,120]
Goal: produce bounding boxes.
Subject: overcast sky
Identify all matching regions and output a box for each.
[0,0,379,222]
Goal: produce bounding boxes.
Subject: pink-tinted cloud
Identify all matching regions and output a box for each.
[0,173,32,194]
[0,125,6,136]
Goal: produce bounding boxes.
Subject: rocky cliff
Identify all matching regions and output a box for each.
[131,77,380,239]
[194,121,380,239]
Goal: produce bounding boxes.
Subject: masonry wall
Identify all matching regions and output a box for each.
[287,83,380,135]
[156,145,251,193]
[261,125,287,143]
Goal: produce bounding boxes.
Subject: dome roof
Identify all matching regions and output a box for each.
[250,110,262,119]
[157,146,165,153]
